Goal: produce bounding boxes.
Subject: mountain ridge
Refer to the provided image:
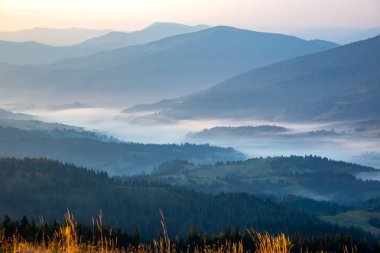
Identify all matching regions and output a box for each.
[127,34,379,121]
[0,22,209,65]
[0,26,338,106]
[0,27,112,46]
[78,22,209,51]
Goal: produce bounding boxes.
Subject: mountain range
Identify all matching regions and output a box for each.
[292,27,380,45]
[128,34,380,122]
[0,23,208,65]
[0,27,111,46]
[0,22,379,243]
[77,22,209,52]
[0,26,337,106]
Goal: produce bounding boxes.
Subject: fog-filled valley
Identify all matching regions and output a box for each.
[2,105,378,171]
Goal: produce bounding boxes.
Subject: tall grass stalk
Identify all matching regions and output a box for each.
[0,210,357,253]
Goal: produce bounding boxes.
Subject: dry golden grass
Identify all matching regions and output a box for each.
[247,228,290,253]
[0,210,357,253]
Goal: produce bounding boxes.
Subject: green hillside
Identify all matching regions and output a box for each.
[321,210,380,235]
[152,156,380,204]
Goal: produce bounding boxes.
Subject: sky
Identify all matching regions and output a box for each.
[0,0,379,32]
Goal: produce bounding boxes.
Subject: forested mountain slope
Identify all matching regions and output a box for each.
[0,158,370,240]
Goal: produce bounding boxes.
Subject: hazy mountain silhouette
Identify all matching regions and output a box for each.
[0,23,208,65]
[293,27,380,45]
[344,27,380,44]
[0,125,244,175]
[128,35,380,121]
[0,27,111,46]
[0,26,337,105]
[78,22,209,51]
[0,108,34,120]
[0,40,100,65]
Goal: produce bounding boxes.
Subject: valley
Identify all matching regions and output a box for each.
[0,3,379,251]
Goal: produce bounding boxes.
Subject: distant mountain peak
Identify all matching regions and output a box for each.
[77,22,210,51]
[146,21,183,27]
[145,22,209,30]
[0,27,112,46]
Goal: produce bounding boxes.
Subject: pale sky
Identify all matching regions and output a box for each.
[0,0,379,32]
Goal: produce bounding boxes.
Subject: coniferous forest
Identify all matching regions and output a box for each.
[1,158,380,252]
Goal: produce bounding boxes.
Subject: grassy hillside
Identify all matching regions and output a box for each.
[321,210,380,235]
[152,156,380,204]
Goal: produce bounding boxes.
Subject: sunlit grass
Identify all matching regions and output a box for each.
[0,210,357,253]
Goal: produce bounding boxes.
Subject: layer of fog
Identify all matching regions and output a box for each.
[11,106,380,171]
